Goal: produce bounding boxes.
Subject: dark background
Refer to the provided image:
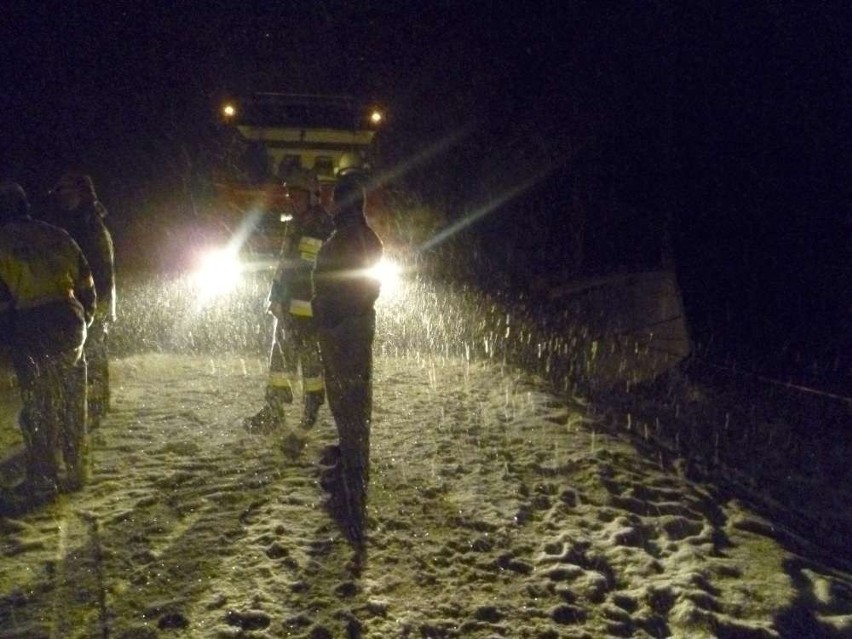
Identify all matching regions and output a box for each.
[1,2,849,391]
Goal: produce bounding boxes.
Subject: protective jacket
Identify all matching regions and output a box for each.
[312,207,383,329]
[269,204,334,318]
[0,218,96,354]
[45,201,115,323]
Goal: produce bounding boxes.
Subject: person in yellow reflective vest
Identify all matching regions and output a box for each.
[244,168,333,439]
[0,181,96,513]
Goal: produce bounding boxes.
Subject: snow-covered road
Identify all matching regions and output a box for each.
[1,353,850,638]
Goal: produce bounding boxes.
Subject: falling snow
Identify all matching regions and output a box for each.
[1,271,850,638]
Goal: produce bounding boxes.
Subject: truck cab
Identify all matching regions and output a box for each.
[211,93,384,256]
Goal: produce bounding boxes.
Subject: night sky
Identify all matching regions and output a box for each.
[1,2,849,389]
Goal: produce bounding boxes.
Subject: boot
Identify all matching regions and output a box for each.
[0,475,58,517]
[300,393,323,430]
[243,404,284,434]
[60,456,89,494]
[281,431,307,460]
[60,473,85,494]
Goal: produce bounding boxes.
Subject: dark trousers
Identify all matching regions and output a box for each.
[85,318,110,420]
[319,312,375,526]
[13,347,87,485]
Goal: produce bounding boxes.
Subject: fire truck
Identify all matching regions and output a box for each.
[191,93,387,299]
[211,92,384,254]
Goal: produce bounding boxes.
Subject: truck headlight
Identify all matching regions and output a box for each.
[368,257,402,297]
[192,248,243,303]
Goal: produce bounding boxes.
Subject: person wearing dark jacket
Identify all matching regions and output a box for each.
[312,174,383,544]
[0,181,96,512]
[48,172,116,428]
[244,168,334,438]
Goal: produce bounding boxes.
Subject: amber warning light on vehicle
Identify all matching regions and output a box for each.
[222,103,237,119]
[369,110,383,125]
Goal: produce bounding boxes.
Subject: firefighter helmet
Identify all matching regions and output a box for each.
[0,181,30,223]
[51,172,97,200]
[336,152,368,177]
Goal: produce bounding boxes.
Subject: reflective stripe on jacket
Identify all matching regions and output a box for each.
[269,204,333,318]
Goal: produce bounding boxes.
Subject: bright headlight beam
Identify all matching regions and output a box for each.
[192,248,243,304]
[416,168,556,253]
[368,257,402,297]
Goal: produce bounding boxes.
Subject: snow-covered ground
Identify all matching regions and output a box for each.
[1,350,850,638]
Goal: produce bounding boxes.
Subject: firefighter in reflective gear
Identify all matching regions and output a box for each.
[312,174,383,544]
[0,182,96,513]
[48,171,116,429]
[244,168,333,434]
